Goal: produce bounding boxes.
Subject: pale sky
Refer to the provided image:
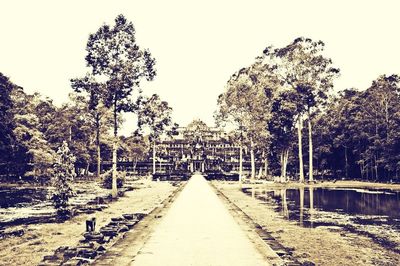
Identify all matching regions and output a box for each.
[1,0,399,135]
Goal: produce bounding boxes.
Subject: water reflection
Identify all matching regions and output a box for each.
[309,187,314,211]
[258,187,400,218]
[309,187,314,227]
[281,189,289,218]
[0,183,110,228]
[0,187,48,208]
[299,187,304,225]
[242,186,400,251]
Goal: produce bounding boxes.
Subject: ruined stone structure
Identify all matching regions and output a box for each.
[115,119,260,179]
[156,119,240,174]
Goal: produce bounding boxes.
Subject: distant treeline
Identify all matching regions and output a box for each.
[0,72,148,181]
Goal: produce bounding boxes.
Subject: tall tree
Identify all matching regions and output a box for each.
[216,63,272,181]
[118,134,149,172]
[11,88,55,180]
[52,141,76,217]
[34,95,63,150]
[312,75,400,181]
[274,37,339,182]
[268,90,298,181]
[0,73,16,167]
[355,75,400,180]
[136,94,174,174]
[71,75,112,178]
[84,15,156,197]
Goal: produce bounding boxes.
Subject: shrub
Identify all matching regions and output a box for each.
[51,141,76,218]
[102,170,126,189]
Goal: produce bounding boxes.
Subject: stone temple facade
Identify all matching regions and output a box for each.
[112,119,262,180]
[156,119,240,175]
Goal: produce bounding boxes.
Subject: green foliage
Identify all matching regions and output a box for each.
[52,141,76,217]
[136,94,174,141]
[314,75,400,180]
[274,37,340,114]
[136,94,175,174]
[268,90,298,155]
[85,14,156,114]
[102,170,125,189]
[215,37,400,182]
[118,135,149,163]
[82,14,157,195]
[0,73,17,164]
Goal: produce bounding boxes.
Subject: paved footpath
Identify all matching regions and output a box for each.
[132,174,270,266]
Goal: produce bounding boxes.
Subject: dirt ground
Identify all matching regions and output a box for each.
[0,180,176,266]
[214,181,400,266]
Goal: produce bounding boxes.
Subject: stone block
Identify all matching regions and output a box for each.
[111,217,125,222]
[83,232,104,242]
[100,227,118,237]
[134,213,146,220]
[122,213,134,220]
[63,248,78,260]
[77,248,97,259]
[124,221,138,229]
[118,225,129,233]
[62,258,82,266]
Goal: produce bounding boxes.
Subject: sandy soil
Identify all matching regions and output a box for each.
[214,181,400,266]
[0,180,176,266]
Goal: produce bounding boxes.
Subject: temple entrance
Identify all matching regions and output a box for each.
[191,160,205,173]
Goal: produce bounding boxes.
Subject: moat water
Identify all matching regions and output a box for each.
[243,186,400,252]
[0,187,48,208]
[0,184,110,228]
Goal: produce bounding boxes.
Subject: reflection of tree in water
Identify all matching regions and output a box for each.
[277,188,400,218]
[246,186,400,252]
[309,187,315,227]
[299,187,304,225]
[281,189,289,218]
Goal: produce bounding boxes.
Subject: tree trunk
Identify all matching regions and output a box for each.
[96,113,101,178]
[308,113,314,182]
[298,115,304,182]
[280,149,289,182]
[374,155,378,181]
[360,163,364,180]
[264,153,268,177]
[69,126,72,142]
[97,144,101,178]
[280,152,284,182]
[385,101,389,141]
[250,139,255,182]
[152,141,156,174]
[258,165,263,179]
[344,145,348,179]
[284,149,289,181]
[239,144,243,185]
[111,100,118,198]
[85,163,90,176]
[132,158,137,172]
